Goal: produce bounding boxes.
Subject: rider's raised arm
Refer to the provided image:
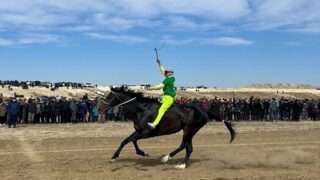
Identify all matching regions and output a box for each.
[150,83,165,90]
[157,58,166,76]
[159,65,165,76]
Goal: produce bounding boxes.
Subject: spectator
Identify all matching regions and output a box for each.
[263,99,270,121]
[69,99,77,123]
[201,98,210,111]
[106,108,113,121]
[28,99,37,124]
[7,98,20,128]
[97,99,107,123]
[54,99,62,123]
[22,99,28,124]
[77,101,87,122]
[40,101,46,123]
[0,100,7,125]
[46,100,53,123]
[301,100,309,120]
[234,100,241,121]
[92,106,99,122]
[269,98,278,121]
[292,100,302,121]
[112,105,120,121]
[35,100,41,123]
[61,99,69,123]
[50,99,58,123]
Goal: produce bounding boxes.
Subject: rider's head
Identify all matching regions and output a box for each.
[165,69,174,78]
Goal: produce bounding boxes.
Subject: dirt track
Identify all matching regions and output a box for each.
[0,122,320,180]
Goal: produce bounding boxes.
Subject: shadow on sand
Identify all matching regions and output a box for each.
[110,157,210,172]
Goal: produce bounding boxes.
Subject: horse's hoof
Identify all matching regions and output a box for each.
[110,159,117,163]
[161,155,171,163]
[175,163,186,169]
[137,151,149,157]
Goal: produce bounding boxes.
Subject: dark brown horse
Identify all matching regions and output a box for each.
[105,87,236,169]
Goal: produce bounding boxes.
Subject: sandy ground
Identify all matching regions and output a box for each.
[0,121,320,180]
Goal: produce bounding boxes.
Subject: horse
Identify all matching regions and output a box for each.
[104,86,236,169]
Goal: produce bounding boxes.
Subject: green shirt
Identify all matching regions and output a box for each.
[162,76,176,97]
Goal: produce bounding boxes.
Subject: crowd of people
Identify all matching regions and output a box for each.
[1,92,320,128]
[0,94,109,128]
[1,80,319,128]
[176,96,320,122]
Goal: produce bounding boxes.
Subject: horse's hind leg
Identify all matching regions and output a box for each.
[175,140,193,169]
[161,140,186,163]
[111,132,137,161]
[133,140,149,157]
[175,126,202,169]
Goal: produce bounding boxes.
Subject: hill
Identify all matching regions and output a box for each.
[239,83,318,90]
[1,84,320,100]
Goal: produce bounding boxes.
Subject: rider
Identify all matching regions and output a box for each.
[147,58,176,129]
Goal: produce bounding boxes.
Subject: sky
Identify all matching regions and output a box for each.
[0,0,319,87]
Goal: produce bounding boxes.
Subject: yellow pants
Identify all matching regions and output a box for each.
[154,95,174,125]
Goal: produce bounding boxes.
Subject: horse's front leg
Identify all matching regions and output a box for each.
[111,132,137,161]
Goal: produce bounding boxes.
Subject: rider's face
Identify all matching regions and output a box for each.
[165,72,173,78]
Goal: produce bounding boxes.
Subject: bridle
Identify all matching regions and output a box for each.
[106,91,137,108]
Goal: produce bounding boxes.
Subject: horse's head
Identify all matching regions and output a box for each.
[104,86,131,107]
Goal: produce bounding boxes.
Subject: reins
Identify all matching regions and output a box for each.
[112,97,137,108]
[102,89,148,109]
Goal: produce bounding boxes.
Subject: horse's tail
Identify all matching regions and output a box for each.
[223,120,236,144]
[205,110,236,143]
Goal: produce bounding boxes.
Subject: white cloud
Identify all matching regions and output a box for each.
[86,32,149,44]
[205,37,253,46]
[0,0,319,47]
[157,0,250,19]
[0,34,61,46]
[288,23,320,34]
[0,0,250,31]
[0,38,13,46]
[165,16,218,31]
[160,36,253,46]
[250,0,320,33]
[18,34,60,45]
[90,14,161,30]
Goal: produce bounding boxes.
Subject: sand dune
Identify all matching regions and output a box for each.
[1,84,320,99]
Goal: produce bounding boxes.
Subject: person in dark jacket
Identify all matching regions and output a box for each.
[292,100,302,121]
[77,101,87,122]
[40,101,46,123]
[269,98,278,121]
[61,99,70,123]
[69,99,77,123]
[45,101,52,123]
[28,99,37,124]
[50,99,57,123]
[54,99,62,123]
[7,98,20,128]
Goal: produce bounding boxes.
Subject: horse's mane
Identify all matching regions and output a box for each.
[111,86,159,103]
